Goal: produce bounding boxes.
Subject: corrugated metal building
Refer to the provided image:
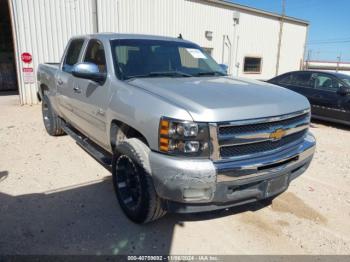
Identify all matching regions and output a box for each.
[1,0,309,105]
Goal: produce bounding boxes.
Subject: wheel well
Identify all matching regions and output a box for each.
[110,120,149,151]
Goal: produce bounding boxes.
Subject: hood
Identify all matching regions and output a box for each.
[128,76,310,122]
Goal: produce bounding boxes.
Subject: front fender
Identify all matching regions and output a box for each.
[106,81,193,151]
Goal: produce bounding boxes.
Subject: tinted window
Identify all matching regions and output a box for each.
[339,74,350,87]
[84,39,107,73]
[312,73,339,91]
[63,39,84,73]
[243,57,262,73]
[291,72,312,87]
[341,79,350,87]
[110,39,225,80]
[278,73,292,85]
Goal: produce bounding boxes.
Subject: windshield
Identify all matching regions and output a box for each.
[110,39,226,80]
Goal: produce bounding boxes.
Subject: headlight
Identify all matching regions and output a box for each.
[159,117,210,157]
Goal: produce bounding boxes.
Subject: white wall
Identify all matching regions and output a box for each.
[10,0,95,105]
[234,11,280,79]
[98,0,307,80]
[10,0,308,104]
[98,0,234,63]
[279,21,307,74]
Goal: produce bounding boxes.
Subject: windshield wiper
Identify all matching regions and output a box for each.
[195,71,227,77]
[125,71,193,80]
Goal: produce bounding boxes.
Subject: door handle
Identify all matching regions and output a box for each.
[73,86,81,93]
[57,79,63,86]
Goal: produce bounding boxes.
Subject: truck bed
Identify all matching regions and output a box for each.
[37,63,60,99]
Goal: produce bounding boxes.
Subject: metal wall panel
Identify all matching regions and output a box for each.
[233,11,281,79]
[97,0,307,80]
[279,21,308,74]
[9,0,94,105]
[98,0,234,63]
[10,0,307,104]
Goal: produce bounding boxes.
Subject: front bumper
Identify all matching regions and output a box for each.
[149,132,316,213]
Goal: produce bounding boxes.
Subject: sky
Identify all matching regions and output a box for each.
[229,0,350,62]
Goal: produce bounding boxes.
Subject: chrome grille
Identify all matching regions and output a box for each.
[220,130,307,158]
[213,111,310,160]
[219,113,309,135]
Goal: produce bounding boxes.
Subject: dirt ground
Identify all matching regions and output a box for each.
[0,94,349,255]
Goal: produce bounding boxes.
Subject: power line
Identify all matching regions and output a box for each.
[307,40,350,45]
[309,36,350,43]
[286,0,320,11]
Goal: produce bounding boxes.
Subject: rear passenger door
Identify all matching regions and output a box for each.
[56,38,85,125]
[270,73,293,88]
[310,73,349,122]
[286,72,314,100]
[273,72,314,101]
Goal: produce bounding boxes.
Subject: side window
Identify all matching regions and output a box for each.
[291,72,312,87]
[278,73,292,85]
[84,40,107,73]
[312,73,339,91]
[63,39,85,73]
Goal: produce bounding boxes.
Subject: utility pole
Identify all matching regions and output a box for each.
[336,53,342,72]
[275,0,285,76]
[92,0,99,33]
[306,49,312,70]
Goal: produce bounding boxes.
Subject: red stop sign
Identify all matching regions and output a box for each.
[21,52,32,63]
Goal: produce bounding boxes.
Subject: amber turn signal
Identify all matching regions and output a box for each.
[159,137,169,152]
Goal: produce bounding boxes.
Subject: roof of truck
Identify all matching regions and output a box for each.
[72,33,193,43]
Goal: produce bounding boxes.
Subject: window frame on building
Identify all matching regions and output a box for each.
[243,56,263,74]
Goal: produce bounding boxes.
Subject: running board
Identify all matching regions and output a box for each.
[61,123,113,172]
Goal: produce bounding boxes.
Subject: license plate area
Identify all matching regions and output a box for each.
[266,175,289,197]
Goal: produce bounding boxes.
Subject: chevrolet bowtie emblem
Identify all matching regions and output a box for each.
[269,128,286,141]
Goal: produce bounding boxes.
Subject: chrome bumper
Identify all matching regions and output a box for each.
[149,132,316,208]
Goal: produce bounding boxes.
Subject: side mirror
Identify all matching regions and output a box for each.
[72,62,106,83]
[337,86,350,96]
[219,64,228,74]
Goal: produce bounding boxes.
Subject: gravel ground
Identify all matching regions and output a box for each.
[0,94,349,255]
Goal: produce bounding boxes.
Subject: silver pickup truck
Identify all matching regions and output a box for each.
[37,33,316,223]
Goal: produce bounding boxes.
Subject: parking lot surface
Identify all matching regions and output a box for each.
[0,95,349,255]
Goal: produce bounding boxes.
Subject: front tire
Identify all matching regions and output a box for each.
[42,94,65,136]
[112,139,166,223]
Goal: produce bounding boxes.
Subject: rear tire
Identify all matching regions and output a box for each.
[42,94,65,136]
[112,139,166,223]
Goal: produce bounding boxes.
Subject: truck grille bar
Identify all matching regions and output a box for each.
[210,110,310,161]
